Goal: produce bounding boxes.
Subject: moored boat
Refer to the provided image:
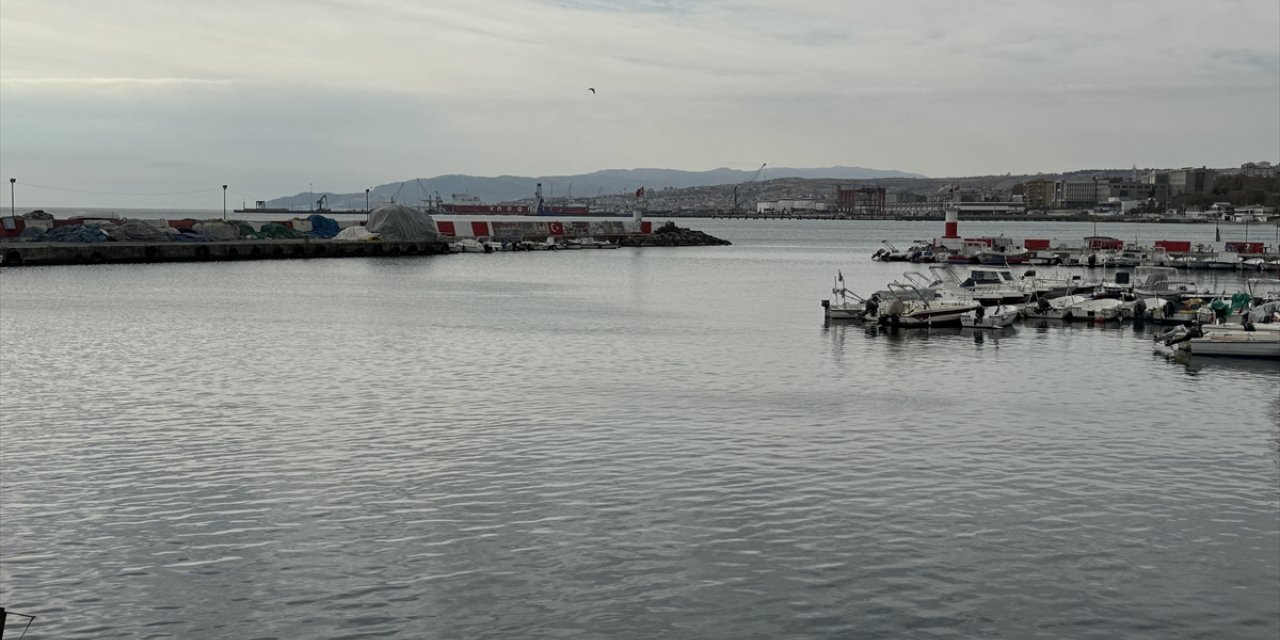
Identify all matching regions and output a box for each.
[1167,327,1280,359]
[960,304,1020,329]
[871,283,981,328]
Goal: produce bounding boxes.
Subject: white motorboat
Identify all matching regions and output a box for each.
[1169,328,1280,359]
[457,238,489,253]
[871,283,981,328]
[872,240,932,262]
[1024,294,1092,320]
[1202,321,1280,333]
[1131,266,1207,300]
[1202,252,1240,270]
[1064,297,1125,322]
[930,265,1034,306]
[822,273,871,322]
[570,237,619,249]
[960,304,1020,329]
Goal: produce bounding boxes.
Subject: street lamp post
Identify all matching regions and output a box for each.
[365,188,371,215]
[9,178,14,217]
[222,185,228,220]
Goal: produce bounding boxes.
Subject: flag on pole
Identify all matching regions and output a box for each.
[635,187,645,198]
[838,270,844,283]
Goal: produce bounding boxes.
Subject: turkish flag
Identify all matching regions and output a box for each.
[549,222,564,235]
[635,187,645,198]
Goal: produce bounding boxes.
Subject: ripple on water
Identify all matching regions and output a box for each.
[2,228,1278,639]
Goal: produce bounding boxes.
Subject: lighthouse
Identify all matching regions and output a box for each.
[943,207,959,239]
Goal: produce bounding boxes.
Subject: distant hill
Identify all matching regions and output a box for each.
[265,166,926,209]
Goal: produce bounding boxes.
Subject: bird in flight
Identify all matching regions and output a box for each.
[588,88,596,94]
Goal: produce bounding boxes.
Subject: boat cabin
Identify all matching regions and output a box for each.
[961,267,1016,288]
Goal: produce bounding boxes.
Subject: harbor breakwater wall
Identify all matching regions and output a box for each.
[0,214,730,267]
[1,238,452,267]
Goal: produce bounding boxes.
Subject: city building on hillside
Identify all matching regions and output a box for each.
[1239,161,1277,178]
[835,186,886,215]
[1146,167,1215,196]
[1022,179,1057,209]
[1059,181,1103,208]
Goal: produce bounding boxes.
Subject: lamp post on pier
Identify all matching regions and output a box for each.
[9,178,14,217]
[365,188,371,216]
[222,185,228,220]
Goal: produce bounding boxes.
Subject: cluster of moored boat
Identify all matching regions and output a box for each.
[821,266,1280,359]
[449,236,619,253]
[871,239,1280,272]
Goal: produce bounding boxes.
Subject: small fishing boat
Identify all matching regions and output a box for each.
[872,241,927,262]
[570,237,619,249]
[1165,326,1280,359]
[821,272,872,322]
[1063,297,1125,322]
[1024,294,1092,320]
[1202,252,1240,270]
[960,304,1020,329]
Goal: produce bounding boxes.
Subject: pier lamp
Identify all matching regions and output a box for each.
[222,185,228,220]
[365,188,371,216]
[9,178,14,217]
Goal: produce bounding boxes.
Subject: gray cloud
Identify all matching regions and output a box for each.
[0,0,1276,208]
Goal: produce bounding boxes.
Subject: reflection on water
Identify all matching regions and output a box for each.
[2,219,1278,640]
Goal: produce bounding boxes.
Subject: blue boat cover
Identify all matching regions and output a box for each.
[307,214,340,239]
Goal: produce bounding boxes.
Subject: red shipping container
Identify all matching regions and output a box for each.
[1154,240,1191,253]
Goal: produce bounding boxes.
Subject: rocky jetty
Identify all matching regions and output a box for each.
[618,222,731,247]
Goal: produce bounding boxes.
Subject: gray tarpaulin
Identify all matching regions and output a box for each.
[365,205,439,241]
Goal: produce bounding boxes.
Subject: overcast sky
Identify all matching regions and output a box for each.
[1,0,1278,209]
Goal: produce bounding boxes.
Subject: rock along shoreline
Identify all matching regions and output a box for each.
[618,222,732,247]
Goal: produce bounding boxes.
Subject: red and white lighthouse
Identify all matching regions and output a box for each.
[943,207,959,239]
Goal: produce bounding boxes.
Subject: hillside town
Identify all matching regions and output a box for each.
[577,161,1279,221]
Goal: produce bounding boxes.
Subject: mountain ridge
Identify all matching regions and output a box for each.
[267,165,926,209]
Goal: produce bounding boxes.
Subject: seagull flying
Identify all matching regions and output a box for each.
[588,87,596,94]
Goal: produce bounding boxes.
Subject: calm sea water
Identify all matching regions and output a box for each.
[1,219,1277,639]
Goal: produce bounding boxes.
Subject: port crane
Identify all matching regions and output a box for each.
[733,163,767,214]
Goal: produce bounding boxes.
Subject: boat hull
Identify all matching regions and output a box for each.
[877,304,981,328]
[1180,336,1280,358]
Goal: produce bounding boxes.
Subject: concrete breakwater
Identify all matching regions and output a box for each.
[1,238,453,267]
[0,224,732,267]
